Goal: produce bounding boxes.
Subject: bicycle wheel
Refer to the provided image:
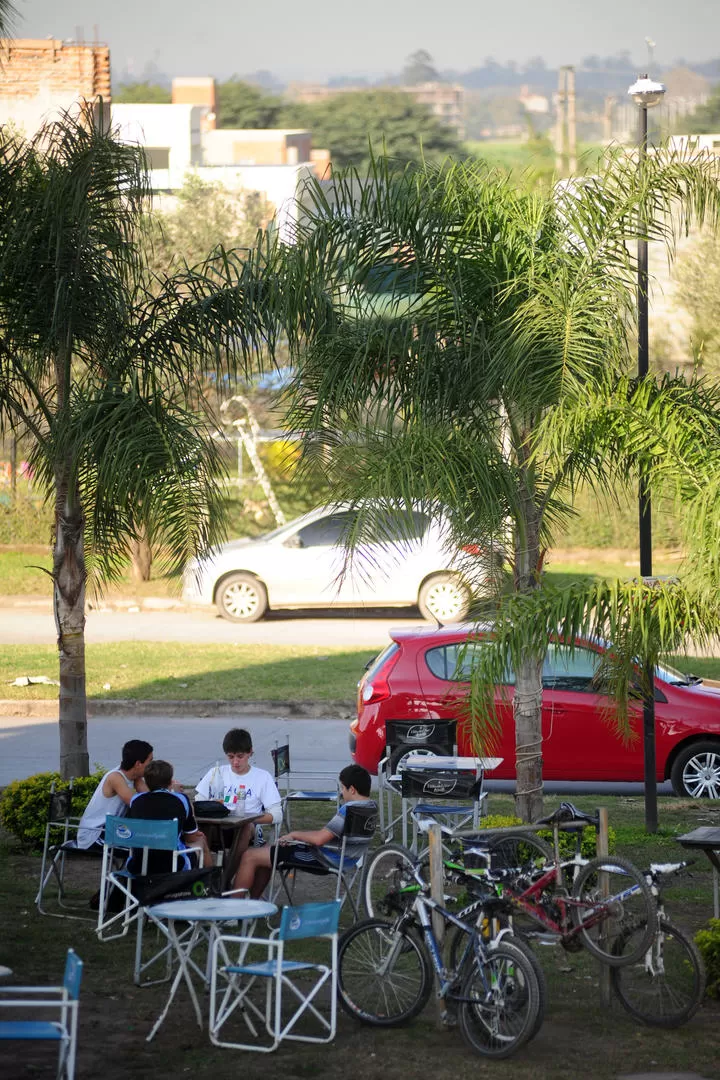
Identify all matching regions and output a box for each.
[611,918,706,1027]
[571,855,656,967]
[338,918,432,1026]
[486,831,553,874]
[457,941,543,1059]
[362,842,421,918]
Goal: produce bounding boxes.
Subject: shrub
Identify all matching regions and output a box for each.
[478,814,616,859]
[0,769,104,851]
[695,919,720,998]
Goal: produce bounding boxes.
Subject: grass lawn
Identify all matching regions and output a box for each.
[0,642,372,702]
[1,792,719,1079]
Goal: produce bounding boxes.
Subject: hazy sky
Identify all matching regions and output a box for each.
[14,0,720,82]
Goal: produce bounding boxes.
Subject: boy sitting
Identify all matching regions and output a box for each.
[233,764,375,899]
[128,759,211,874]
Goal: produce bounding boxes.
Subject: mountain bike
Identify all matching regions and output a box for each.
[338,863,545,1059]
[610,861,706,1027]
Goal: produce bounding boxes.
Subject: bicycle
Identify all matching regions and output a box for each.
[338,863,545,1059]
[610,861,706,1027]
[374,803,656,967]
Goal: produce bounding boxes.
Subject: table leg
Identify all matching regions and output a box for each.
[146,921,204,1042]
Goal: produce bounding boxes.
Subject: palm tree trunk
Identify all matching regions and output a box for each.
[130,528,153,583]
[512,462,545,823]
[53,467,89,779]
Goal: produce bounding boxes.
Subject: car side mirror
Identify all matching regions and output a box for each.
[284,534,303,549]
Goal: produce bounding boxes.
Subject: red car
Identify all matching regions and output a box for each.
[350,625,720,799]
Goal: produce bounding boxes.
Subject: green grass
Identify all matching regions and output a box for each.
[0,643,371,701]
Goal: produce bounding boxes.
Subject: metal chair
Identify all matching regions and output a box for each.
[0,948,83,1080]
[270,803,377,918]
[35,782,101,921]
[210,900,341,1053]
[270,738,339,829]
[377,719,458,843]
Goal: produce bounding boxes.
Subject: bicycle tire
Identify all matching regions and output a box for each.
[611,918,706,1028]
[337,918,432,1026]
[448,919,547,1042]
[571,854,656,967]
[361,842,421,919]
[457,940,543,1059]
[485,831,555,940]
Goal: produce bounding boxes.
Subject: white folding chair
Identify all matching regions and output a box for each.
[210,900,341,1053]
[269,803,377,919]
[35,782,101,921]
[377,719,458,843]
[0,948,83,1080]
[270,738,339,829]
[96,815,207,986]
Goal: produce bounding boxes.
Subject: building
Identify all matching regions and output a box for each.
[286,80,465,138]
[0,38,110,135]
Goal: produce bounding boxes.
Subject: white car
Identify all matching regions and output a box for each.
[182,504,500,623]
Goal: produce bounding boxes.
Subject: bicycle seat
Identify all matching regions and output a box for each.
[534,801,599,829]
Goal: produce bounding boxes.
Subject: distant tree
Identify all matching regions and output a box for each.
[283,90,462,169]
[523,56,547,73]
[402,49,440,85]
[114,81,171,104]
[674,231,720,369]
[681,85,720,134]
[216,79,284,128]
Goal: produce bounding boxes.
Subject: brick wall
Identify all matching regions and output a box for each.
[0,38,111,106]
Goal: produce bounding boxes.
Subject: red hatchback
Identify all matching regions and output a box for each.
[350,625,720,798]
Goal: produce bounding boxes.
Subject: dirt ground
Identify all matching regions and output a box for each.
[3,800,720,1080]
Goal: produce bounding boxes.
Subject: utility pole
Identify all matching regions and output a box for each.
[566,66,577,174]
[555,66,577,176]
[555,67,567,174]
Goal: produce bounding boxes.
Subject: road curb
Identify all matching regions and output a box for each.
[0,698,355,720]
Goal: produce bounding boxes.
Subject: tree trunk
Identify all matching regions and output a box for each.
[512,453,545,823]
[130,529,152,583]
[54,469,89,779]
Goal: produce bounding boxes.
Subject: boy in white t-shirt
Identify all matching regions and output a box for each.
[195,728,282,883]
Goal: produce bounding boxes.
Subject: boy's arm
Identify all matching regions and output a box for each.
[279,827,335,846]
[103,771,135,806]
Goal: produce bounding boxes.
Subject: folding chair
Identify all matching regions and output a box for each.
[377,719,457,844]
[0,948,83,1080]
[210,900,341,1053]
[400,758,486,856]
[96,815,209,986]
[269,803,377,919]
[270,738,339,829]
[35,781,101,921]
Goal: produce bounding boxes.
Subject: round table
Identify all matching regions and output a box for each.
[145,897,277,1041]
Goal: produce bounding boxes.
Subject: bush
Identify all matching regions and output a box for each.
[478,813,615,859]
[695,918,720,999]
[0,770,104,851]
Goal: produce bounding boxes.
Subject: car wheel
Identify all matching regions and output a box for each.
[216,573,268,623]
[389,745,442,774]
[418,573,470,624]
[670,741,720,798]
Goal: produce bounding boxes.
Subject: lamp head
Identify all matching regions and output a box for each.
[628,74,666,108]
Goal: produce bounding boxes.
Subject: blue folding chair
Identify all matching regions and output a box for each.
[210,900,341,1052]
[0,948,83,1080]
[271,739,339,829]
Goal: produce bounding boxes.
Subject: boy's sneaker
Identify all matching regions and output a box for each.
[254,825,264,847]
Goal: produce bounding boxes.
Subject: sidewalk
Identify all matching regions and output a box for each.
[0,593,187,612]
[0,697,354,719]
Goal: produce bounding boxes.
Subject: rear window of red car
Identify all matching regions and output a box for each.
[425,642,515,684]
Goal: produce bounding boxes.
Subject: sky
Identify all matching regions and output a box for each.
[13,0,720,83]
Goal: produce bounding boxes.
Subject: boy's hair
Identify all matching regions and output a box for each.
[143,760,174,792]
[121,739,153,770]
[222,728,253,755]
[339,764,371,797]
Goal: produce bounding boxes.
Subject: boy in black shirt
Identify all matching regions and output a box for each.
[127,760,211,874]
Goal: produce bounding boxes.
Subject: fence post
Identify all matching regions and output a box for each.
[597,806,612,1006]
[427,823,447,1027]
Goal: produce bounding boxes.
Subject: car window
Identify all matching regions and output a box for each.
[295,512,356,548]
[425,642,515,685]
[372,510,429,543]
[542,644,601,693]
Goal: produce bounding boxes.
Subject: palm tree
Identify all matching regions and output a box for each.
[0,110,268,777]
[266,150,720,821]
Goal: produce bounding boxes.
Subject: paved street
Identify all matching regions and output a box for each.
[1,603,420,648]
[0,712,673,796]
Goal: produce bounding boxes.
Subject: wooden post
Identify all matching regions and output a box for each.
[597,806,612,1006]
[427,823,447,1027]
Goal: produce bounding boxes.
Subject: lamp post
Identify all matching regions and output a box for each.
[627,74,666,833]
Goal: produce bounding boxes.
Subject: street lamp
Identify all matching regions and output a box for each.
[627,73,666,833]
